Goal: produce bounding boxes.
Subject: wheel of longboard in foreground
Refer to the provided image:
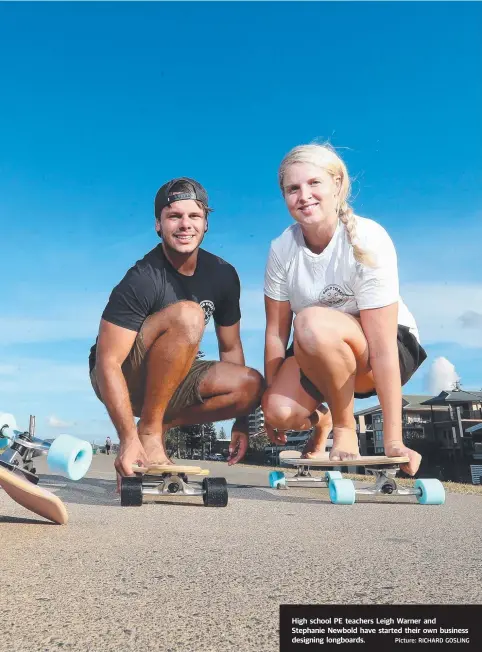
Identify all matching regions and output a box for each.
[325,471,342,483]
[269,471,286,489]
[202,477,228,507]
[415,479,446,505]
[329,479,356,505]
[121,476,143,506]
[47,435,93,481]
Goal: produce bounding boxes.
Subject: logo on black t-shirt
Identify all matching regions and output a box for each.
[319,284,354,308]
[200,300,215,324]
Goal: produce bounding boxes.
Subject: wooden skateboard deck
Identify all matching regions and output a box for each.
[279,450,409,467]
[0,465,68,525]
[133,464,210,476]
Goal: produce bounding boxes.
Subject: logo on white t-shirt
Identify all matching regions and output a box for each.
[319,284,354,308]
[200,300,215,324]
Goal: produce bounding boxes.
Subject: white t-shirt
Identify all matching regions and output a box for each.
[264,216,420,342]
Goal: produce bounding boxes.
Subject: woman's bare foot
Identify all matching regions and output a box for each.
[384,441,421,476]
[330,426,360,461]
[302,419,332,460]
[302,439,330,460]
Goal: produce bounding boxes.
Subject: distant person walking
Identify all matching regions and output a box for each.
[105,436,112,455]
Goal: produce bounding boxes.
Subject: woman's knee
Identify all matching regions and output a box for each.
[293,308,342,352]
[293,307,364,359]
[261,392,309,430]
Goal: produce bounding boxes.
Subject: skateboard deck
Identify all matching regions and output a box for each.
[279,450,409,467]
[132,464,209,476]
[0,465,68,524]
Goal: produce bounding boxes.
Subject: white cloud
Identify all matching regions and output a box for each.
[234,283,482,351]
[0,280,480,352]
[0,357,116,444]
[401,283,482,348]
[0,357,91,397]
[424,357,460,395]
[458,311,482,330]
[0,316,96,345]
[48,415,75,428]
[0,364,18,375]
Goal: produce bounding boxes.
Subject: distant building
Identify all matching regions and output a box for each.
[248,406,265,436]
[355,388,482,483]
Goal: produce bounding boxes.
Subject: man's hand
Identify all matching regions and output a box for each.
[114,436,148,493]
[265,422,287,446]
[227,431,249,466]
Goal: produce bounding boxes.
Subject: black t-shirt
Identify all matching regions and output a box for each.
[89,245,241,371]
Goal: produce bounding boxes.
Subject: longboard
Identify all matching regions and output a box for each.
[279,450,409,467]
[270,450,445,505]
[122,463,227,507]
[0,464,68,524]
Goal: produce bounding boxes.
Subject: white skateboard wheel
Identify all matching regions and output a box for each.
[47,435,93,481]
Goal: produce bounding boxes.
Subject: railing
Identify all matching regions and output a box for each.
[460,410,482,420]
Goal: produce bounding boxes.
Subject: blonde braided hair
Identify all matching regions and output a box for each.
[279,143,375,267]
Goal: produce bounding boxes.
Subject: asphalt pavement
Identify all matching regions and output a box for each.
[1,453,481,652]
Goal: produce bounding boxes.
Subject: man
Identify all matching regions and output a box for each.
[105,436,112,455]
[89,177,264,484]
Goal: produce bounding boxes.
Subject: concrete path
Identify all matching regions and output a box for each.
[1,454,481,652]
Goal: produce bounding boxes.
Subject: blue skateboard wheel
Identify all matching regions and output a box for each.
[47,435,93,481]
[325,470,342,483]
[269,470,286,489]
[329,478,356,505]
[415,479,445,505]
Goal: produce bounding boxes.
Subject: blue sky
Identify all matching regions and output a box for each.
[1,2,481,444]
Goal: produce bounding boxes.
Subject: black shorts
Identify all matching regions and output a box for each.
[286,324,427,401]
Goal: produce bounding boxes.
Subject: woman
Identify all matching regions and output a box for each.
[262,144,426,476]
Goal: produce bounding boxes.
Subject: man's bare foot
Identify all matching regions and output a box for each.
[138,433,173,466]
[384,441,421,476]
[330,426,360,461]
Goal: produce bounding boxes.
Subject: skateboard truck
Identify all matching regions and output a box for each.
[121,466,228,508]
[0,415,45,483]
[0,412,94,524]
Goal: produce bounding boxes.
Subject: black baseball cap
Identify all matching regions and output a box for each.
[154,177,210,219]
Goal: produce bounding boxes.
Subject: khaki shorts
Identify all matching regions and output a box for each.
[90,331,216,419]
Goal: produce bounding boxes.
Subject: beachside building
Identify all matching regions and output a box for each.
[355,385,482,483]
[248,406,265,437]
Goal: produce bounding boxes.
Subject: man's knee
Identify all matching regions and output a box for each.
[143,301,205,349]
[239,368,265,412]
